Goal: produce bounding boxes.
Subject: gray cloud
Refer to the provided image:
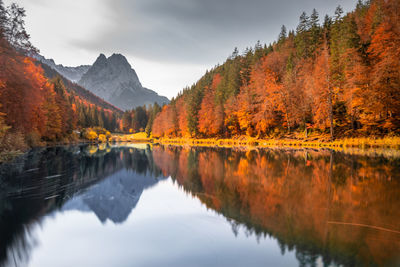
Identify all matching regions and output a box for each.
[74,0,356,64]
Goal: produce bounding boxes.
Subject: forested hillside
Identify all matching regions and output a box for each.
[152,0,400,140]
[0,1,123,150]
[38,62,122,114]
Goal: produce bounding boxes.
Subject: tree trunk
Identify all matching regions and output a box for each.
[329,92,334,140]
[305,125,308,139]
[286,113,291,133]
[304,114,308,139]
[323,30,334,140]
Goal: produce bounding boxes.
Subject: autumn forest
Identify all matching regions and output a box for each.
[153,0,400,140]
[1,0,400,154]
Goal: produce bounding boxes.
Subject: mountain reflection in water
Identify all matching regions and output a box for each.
[0,144,399,267]
[63,168,164,224]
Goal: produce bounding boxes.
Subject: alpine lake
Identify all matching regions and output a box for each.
[0,144,399,267]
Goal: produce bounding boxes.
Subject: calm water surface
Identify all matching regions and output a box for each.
[0,144,399,267]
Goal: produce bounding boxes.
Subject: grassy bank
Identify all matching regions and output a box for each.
[155,136,400,149]
[108,131,400,149]
[110,132,153,143]
[3,133,398,163]
[0,127,109,163]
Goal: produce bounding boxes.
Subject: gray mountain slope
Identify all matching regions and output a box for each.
[79,53,169,110]
[35,54,90,82]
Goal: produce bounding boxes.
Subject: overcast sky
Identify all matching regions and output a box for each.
[7,0,356,99]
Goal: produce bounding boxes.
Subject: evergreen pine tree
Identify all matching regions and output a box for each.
[309,9,321,55]
[278,25,287,44]
[295,12,311,57]
[334,5,344,22]
[4,3,38,54]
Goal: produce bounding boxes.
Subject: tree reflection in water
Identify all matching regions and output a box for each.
[0,145,399,267]
[0,144,163,267]
[153,146,400,267]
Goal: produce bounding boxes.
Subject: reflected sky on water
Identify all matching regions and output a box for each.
[0,144,399,267]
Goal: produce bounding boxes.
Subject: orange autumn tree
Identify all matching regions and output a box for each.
[312,38,335,139]
[262,47,296,133]
[42,85,62,140]
[152,104,177,137]
[293,58,313,137]
[235,85,258,136]
[198,73,224,136]
[223,96,240,136]
[250,63,279,136]
[0,51,46,136]
[343,47,368,130]
[367,8,400,131]
[176,97,190,137]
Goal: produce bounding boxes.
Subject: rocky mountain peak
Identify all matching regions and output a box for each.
[94,53,107,64]
[109,53,128,63]
[78,53,168,110]
[37,52,169,111]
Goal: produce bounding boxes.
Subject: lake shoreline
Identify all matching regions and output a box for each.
[2,135,400,163]
[151,136,400,150]
[109,132,400,149]
[0,139,99,163]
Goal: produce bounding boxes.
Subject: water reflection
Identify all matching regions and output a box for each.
[152,146,400,267]
[0,145,399,267]
[0,144,165,267]
[63,168,165,224]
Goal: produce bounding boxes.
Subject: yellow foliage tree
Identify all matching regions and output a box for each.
[98,134,107,143]
[86,130,98,141]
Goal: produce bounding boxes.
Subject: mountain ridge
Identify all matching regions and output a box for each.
[35,54,91,82]
[79,53,169,110]
[37,53,169,111]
